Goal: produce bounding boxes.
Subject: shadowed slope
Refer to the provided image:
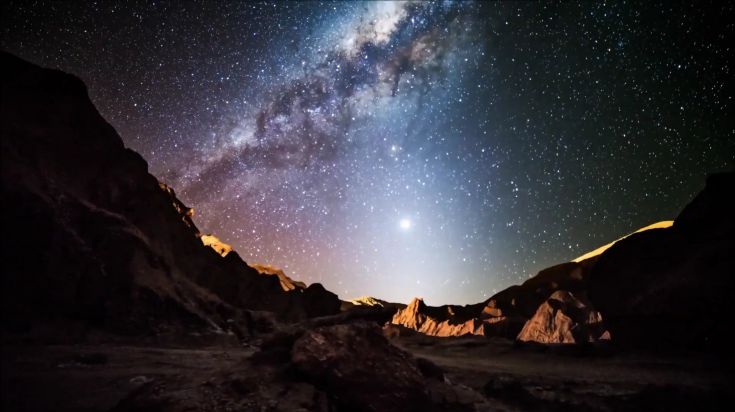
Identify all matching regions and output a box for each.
[573,221,674,262]
[0,52,340,342]
[588,172,735,351]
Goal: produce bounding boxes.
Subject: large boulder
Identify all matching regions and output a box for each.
[289,323,482,412]
[115,322,488,411]
[291,323,433,411]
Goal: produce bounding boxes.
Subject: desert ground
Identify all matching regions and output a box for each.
[2,333,731,412]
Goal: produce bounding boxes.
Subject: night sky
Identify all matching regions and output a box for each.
[2,1,733,304]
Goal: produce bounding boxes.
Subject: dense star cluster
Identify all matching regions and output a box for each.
[2,1,733,304]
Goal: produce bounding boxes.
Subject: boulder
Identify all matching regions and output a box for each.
[289,323,478,412]
[291,323,433,411]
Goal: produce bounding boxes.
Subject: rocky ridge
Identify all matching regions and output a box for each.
[392,173,734,350]
[0,52,340,343]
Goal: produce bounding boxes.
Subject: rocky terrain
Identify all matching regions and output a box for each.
[0,51,340,345]
[571,220,673,262]
[390,259,601,341]
[3,328,731,411]
[1,52,733,411]
[587,172,734,351]
[391,175,733,351]
[394,333,732,412]
[516,290,608,344]
[340,296,407,312]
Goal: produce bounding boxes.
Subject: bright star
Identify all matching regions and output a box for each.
[399,218,412,230]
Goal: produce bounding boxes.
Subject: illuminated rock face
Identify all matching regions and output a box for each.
[391,298,488,337]
[250,263,307,291]
[200,234,232,257]
[391,261,597,340]
[0,52,340,341]
[392,171,734,349]
[340,296,407,313]
[517,290,609,344]
[572,221,674,262]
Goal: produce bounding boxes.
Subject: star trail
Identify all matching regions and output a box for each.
[2,1,733,304]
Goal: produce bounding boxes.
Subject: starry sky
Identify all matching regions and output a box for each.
[2,1,733,304]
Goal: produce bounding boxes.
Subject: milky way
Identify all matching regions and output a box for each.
[3,1,733,304]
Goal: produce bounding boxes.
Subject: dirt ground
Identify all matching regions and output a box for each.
[1,344,257,411]
[395,335,733,411]
[1,336,732,411]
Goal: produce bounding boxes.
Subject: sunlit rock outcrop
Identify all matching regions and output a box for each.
[572,220,674,262]
[251,263,307,291]
[517,290,609,344]
[200,234,232,257]
[391,298,488,337]
[341,296,407,312]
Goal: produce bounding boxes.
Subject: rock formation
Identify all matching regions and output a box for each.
[200,234,232,257]
[341,296,407,312]
[291,323,437,411]
[115,322,493,411]
[0,52,340,342]
[588,172,734,350]
[250,263,307,291]
[516,290,609,344]
[572,221,674,262]
[259,322,486,411]
[348,296,392,307]
[391,172,734,349]
[391,298,488,337]
[391,260,598,340]
[2,50,731,352]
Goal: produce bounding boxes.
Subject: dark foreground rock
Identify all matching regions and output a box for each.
[0,52,340,343]
[112,323,490,412]
[2,323,731,412]
[291,323,440,411]
[588,172,735,351]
